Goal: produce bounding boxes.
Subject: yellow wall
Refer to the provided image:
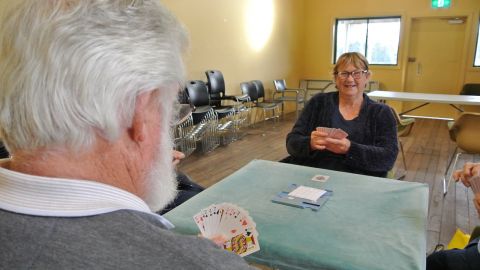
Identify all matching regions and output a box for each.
[3,0,479,115]
[165,0,480,115]
[303,0,480,91]
[163,0,306,100]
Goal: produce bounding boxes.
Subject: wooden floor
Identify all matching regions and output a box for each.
[178,112,479,254]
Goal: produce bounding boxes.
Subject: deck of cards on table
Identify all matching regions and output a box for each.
[316,126,348,139]
[194,203,260,257]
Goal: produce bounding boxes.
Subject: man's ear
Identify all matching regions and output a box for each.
[129,91,154,143]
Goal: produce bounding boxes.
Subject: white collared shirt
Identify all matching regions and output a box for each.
[0,161,174,229]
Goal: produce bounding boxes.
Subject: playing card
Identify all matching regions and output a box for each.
[193,203,260,257]
[223,228,260,257]
[332,128,348,139]
[316,127,348,139]
[470,175,480,194]
[193,212,206,234]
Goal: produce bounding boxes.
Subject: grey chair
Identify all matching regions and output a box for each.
[443,112,480,195]
[273,79,306,118]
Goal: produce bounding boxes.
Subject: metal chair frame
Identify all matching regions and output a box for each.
[272,79,306,119]
[443,112,480,195]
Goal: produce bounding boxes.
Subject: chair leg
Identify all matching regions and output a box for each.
[443,146,458,195]
[248,107,258,128]
[444,149,461,196]
[400,140,407,171]
[295,101,298,119]
[281,102,285,119]
[396,140,407,180]
[261,108,268,128]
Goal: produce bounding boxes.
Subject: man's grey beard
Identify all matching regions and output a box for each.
[144,134,178,212]
[143,97,179,212]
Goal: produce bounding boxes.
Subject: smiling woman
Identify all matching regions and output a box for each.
[284,52,399,178]
[244,0,274,52]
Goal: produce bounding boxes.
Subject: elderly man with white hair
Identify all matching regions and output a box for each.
[0,0,252,269]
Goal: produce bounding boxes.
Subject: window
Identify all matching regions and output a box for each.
[334,17,401,65]
[474,21,480,67]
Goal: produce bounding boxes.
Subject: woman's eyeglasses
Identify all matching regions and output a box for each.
[335,70,368,80]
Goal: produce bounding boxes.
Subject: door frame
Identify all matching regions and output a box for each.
[400,12,476,93]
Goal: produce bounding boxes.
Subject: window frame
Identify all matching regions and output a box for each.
[333,16,402,66]
[473,20,480,67]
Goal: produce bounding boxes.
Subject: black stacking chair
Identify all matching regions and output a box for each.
[253,80,281,124]
[206,70,251,137]
[460,83,480,96]
[242,80,280,125]
[205,70,246,104]
[172,103,196,158]
[0,141,9,159]
[186,80,237,145]
[185,80,216,124]
[184,80,220,152]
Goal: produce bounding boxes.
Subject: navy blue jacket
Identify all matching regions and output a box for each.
[286,92,398,177]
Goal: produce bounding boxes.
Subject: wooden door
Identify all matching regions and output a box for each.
[404,17,466,118]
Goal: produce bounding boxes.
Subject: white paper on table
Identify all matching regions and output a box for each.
[288,185,326,202]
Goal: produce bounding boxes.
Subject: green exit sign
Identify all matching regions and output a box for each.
[432,0,451,8]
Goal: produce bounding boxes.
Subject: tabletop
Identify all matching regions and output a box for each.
[164,160,429,270]
[368,90,480,105]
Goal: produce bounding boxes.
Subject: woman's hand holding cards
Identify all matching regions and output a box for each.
[310,130,329,150]
[311,127,350,154]
[325,137,351,154]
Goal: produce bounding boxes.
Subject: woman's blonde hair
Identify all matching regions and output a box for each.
[333,52,370,74]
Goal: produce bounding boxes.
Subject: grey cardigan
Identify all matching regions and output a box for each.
[0,209,253,270]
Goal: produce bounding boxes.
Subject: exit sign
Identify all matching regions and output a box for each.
[432,0,451,8]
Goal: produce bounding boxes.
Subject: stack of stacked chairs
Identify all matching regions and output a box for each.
[205,70,251,141]
[0,141,9,159]
[184,80,220,153]
[172,102,197,158]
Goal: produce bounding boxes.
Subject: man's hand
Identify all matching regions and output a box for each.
[172,150,185,167]
[474,193,480,217]
[453,162,480,216]
[453,162,480,187]
[198,234,227,248]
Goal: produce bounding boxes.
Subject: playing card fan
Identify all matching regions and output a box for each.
[194,203,260,257]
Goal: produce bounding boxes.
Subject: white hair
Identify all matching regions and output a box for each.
[0,0,188,152]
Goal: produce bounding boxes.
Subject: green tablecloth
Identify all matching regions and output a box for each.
[164,160,428,270]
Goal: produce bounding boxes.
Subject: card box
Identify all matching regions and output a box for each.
[271,184,333,211]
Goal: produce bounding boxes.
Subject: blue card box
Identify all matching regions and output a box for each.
[271,184,333,211]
